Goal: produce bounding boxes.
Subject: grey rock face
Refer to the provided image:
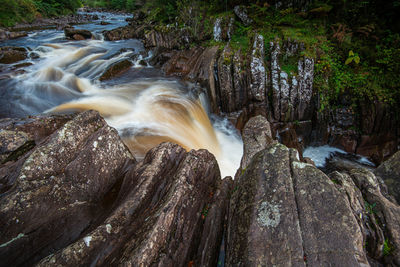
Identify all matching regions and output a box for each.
[271,41,282,121]
[249,34,267,102]
[0,111,133,266]
[347,168,400,265]
[270,40,315,122]
[226,142,370,266]
[213,18,222,41]
[297,56,314,120]
[218,45,235,112]
[239,115,274,171]
[234,6,253,26]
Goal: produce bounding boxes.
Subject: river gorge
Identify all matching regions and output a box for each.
[1,8,400,267]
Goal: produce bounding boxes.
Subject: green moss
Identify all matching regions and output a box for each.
[383,239,394,256]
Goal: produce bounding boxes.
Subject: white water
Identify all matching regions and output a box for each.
[1,33,243,178]
[303,145,374,168]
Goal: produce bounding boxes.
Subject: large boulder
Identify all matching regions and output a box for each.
[0,111,230,266]
[0,111,133,266]
[331,168,400,265]
[64,27,93,40]
[0,46,28,64]
[226,142,370,266]
[99,59,133,81]
[239,115,274,171]
[37,143,226,266]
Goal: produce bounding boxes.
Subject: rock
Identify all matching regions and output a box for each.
[0,110,230,266]
[234,6,253,26]
[348,169,400,265]
[217,45,235,112]
[297,56,314,120]
[375,151,400,204]
[239,115,274,171]
[271,41,282,120]
[0,111,134,266]
[226,142,370,266]
[64,27,92,40]
[213,17,222,41]
[0,29,7,41]
[99,59,133,81]
[213,16,234,42]
[159,46,221,112]
[329,107,359,153]
[0,46,28,64]
[7,31,27,39]
[0,114,73,165]
[36,142,224,266]
[103,25,145,41]
[249,34,267,102]
[144,28,191,50]
[99,21,111,25]
[232,48,248,111]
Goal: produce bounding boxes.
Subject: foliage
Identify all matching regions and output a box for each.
[82,0,136,11]
[345,50,360,65]
[0,0,82,26]
[383,239,394,256]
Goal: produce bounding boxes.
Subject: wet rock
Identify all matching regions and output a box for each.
[0,46,28,64]
[159,46,221,112]
[375,151,400,204]
[356,134,398,164]
[329,107,358,153]
[99,21,111,25]
[0,111,133,266]
[249,34,267,102]
[8,31,28,40]
[226,142,370,266]
[234,6,253,26]
[99,59,133,81]
[36,142,223,266]
[103,25,141,41]
[239,115,274,171]
[144,28,191,50]
[64,27,92,40]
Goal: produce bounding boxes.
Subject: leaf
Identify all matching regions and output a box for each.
[349,50,354,56]
[345,57,353,65]
[354,56,360,64]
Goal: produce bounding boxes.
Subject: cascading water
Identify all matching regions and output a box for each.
[0,14,243,178]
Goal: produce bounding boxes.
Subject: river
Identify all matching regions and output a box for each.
[0,11,243,178]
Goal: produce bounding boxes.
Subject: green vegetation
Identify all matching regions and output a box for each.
[82,0,136,11]
[383,239,394,256]
[0,0,82,26]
